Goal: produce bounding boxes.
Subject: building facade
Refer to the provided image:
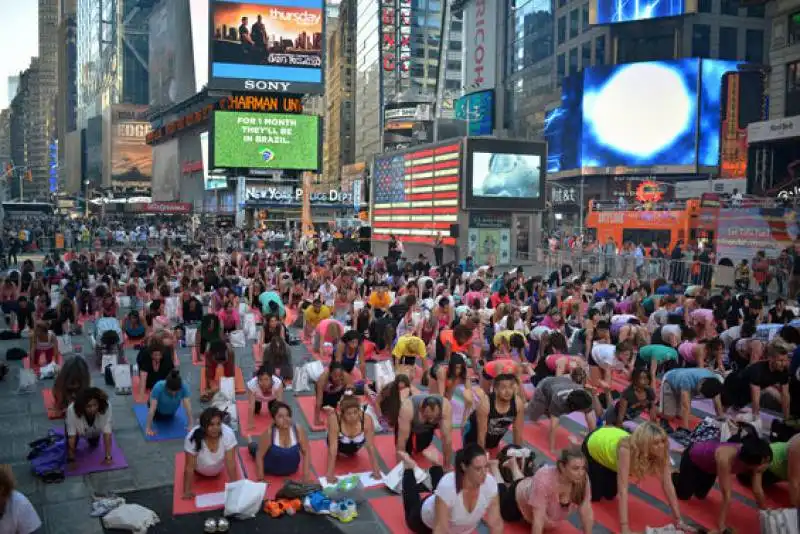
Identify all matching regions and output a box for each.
[58,0,79,193]
[6,77,19,108]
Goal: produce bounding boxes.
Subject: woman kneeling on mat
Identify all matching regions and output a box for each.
[249,401,311,482]
[325,394,381,483]
[491,445,594,533]
[400,444,503,534]
[183,407,239,499]
[673,429,772,532]
[66,387,114,467]
[145,370,192,437]
[246,364,284,432]
[746,434,800,508]
[53,356,90,417]
[201,340,236,402]
[582,423,688,534]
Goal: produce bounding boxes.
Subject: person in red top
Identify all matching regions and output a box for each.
[490,288,511,309]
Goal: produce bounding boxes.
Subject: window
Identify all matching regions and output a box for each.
[787,61,800,116]
[449,40,462,51]
[692,24,711,57]
[698,0,712,12]
[790,12,800,45]
[582,3,590,32]
[569,47,578,74]
[582,41,591,68]
[745,29,763,63]
[569,9,579,38]
[720,0,739,15]
[559,0,567,7]
[595,35,605,65]
[558,16,566,44]
[746,5,764,17]
[557,52,565,80]
[719,26,738,59]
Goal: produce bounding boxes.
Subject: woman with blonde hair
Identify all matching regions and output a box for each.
[582,422,688,534]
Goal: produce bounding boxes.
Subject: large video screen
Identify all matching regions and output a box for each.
[698,59,743,167]
[211,110,320,170]
[465,138,546,211]
[544,74,583,173]
[581,59,699,169]
[592,0,695,24]
[454,90,494,136]
[209,0,324,94]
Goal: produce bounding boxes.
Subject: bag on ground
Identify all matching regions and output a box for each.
[164,297,179,320]
[17,369,36,394]
[374,360,395,391]
[224,479,267,519]
[229,330,246,348]
[306,360,325,382]
[243,314,258,341]
[113,364,132,395]
[102,503,160,534]
[292,365,311,392]
[27,430,67,483]
[760,508,800,534]
[185,326,197,347]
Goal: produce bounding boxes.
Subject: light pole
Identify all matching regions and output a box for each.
[84,180,90,218]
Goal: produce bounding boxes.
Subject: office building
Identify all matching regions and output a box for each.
[323,0,357,185]
[354,0,463,161]
[7,77,19,108]
[57,0,79,193]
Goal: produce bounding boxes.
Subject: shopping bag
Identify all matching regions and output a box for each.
[102,503,160,532]
[243,314,258,341]
[164,297,179,320]
[113,365,132,395]
[305,360,325,382]
[17,368,36,394]
[118,296,131,308]
[223,479,267,519]
[57,335,73,355]
[293,365,311,392]
[229,330,246,348]
[185,326,197,347]
[375,359,395,391]
[760,508,800,534]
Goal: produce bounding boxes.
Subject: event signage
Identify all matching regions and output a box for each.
[208,0,324,94]
[212,111,321,171]
[245,186,353,204]
[143,202,193,213]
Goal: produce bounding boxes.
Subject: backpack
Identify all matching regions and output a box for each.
[27,430,67,483]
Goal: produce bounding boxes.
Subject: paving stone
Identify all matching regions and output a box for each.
[43,476,91,503]
[87,468,137,495]
[42,499,104,534]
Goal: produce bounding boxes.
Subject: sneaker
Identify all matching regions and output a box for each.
[329,499,357,523]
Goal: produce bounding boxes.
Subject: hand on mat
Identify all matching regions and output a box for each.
[182,491,195,500]
[370,471,381,480]
[102,455,113,465]
[146,428,156,437]
[326,474,338,484]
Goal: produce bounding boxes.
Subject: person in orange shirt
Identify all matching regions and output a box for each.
[367,283,392,311]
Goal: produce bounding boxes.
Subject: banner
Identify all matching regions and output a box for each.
[143,202,193,214]
[461,0,497,92]
[716,208,799,263]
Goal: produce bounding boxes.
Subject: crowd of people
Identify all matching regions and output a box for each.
[1,227,800,534]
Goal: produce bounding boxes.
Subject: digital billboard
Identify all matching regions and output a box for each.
[465,138,546,211]
[454,90,494,136]
[209,0,324,94]
[591,0,696,24]
[544,74,583,173]
[211,110,320,170]
[581,59,699,170]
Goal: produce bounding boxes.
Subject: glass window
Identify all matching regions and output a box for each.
[595,35,605,65]
[745,29,763,63]
[569,9,579,38]
[698,0,712,12]
[558,16,566,44]
[787,60,800,116]
[582,3,590,31]
[692,24,711,57]
[569,47,578,74]
[790,11,800,45]
[720,0,739,15]
[719,26,738,60]
[582,40,591,68]
[559,0,567,7]
[746,5,764,17]
[557,52,565,80]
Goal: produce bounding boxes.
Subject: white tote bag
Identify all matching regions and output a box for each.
[305,360,325,382]
[229,330,246,348]
[760,508,800,534]
[224,479,266,519]
[164,297,179,320]
[292,365,311,392]
[185,326,197,347]
[375,359,395,391]
[243,314,258,341]
[238,302,249,316]
[113,365,132,394]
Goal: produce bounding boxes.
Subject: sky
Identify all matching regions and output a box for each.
[0,3,39,110]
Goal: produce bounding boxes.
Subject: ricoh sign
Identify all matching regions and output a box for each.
[462,0,497,91]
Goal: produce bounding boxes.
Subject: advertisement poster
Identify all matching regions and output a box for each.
[716,208,799,263]
[209,0,324,94]
[468,213,511,266]
[212,111,320,170]
[455,90,494,136]
[111,105,152,184]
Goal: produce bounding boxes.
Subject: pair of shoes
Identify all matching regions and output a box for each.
[203,517,230,532]
[303,491,332,514]
[329,499,357,523]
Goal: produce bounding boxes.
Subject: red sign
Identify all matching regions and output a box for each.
[181,160,203,174]
[143,202,193,214]
[635,181,665,203]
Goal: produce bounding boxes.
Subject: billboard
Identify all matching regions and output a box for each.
[454,90,494,136]
[465,138,546,211]
[462,0,497,92]
[209,0,324,94]
[716,208,800,263]
[211,110,321,170]
[544,74,584,173]
[590,0,696,24]
[581,59,699,170]
[111,105,152,184]
[149,0,196,109]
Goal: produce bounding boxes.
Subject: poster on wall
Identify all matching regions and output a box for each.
[468,213,511,266]
[111,105,152,184]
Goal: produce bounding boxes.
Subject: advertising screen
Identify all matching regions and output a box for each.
[716,208,800,263]
[581,59,699,170]
[465,138,546,211]
[698,59,745,167]
[592,0,695,24]
[544,74,583,173]
[212,110,320,170]
[209,0,324,94]
[454,90,494,136]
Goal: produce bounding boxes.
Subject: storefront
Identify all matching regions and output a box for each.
[747,115,800,197]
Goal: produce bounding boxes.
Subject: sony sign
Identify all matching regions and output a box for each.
[462,0,497,91]
[243,81,293,92]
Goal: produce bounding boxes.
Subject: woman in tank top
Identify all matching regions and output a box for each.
[463,374,524,450]
[324,395,381,483]
[248,401,310,481]
[29,321,59,374]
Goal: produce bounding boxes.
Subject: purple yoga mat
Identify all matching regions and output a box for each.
[54,429,129,476]
[692,398,777,426]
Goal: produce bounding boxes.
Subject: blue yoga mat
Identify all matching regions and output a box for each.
[132,404,189,442]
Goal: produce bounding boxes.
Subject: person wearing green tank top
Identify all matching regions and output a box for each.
[582,422,687,534]
[743,434,800,508]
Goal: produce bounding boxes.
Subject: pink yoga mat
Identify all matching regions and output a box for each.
[55,429,129,476]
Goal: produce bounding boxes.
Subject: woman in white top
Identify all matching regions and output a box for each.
[182,407,239,499]
[400,443,503,534]
[0,464,41,534]
[246,364,284,431]
[66,387,114,467]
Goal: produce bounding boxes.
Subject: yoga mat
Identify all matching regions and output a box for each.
[493,516,582,534]
[199,366,246,395]
[132,404,189,442]
[521,419,577,459]
[592,496,674,533]
[41,388,64,419]
[296,395,328,431]
[307,434,392,483]
[130,375,149,404]
[191,346,202,366]
[237,446,289,500]
[252,343,263,365]
[235,400,272,438]
[55,429,129,477]
[171,451,244,515]
[369,496,417,534]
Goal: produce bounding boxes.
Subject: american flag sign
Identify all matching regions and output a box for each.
[372,142,461,245]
